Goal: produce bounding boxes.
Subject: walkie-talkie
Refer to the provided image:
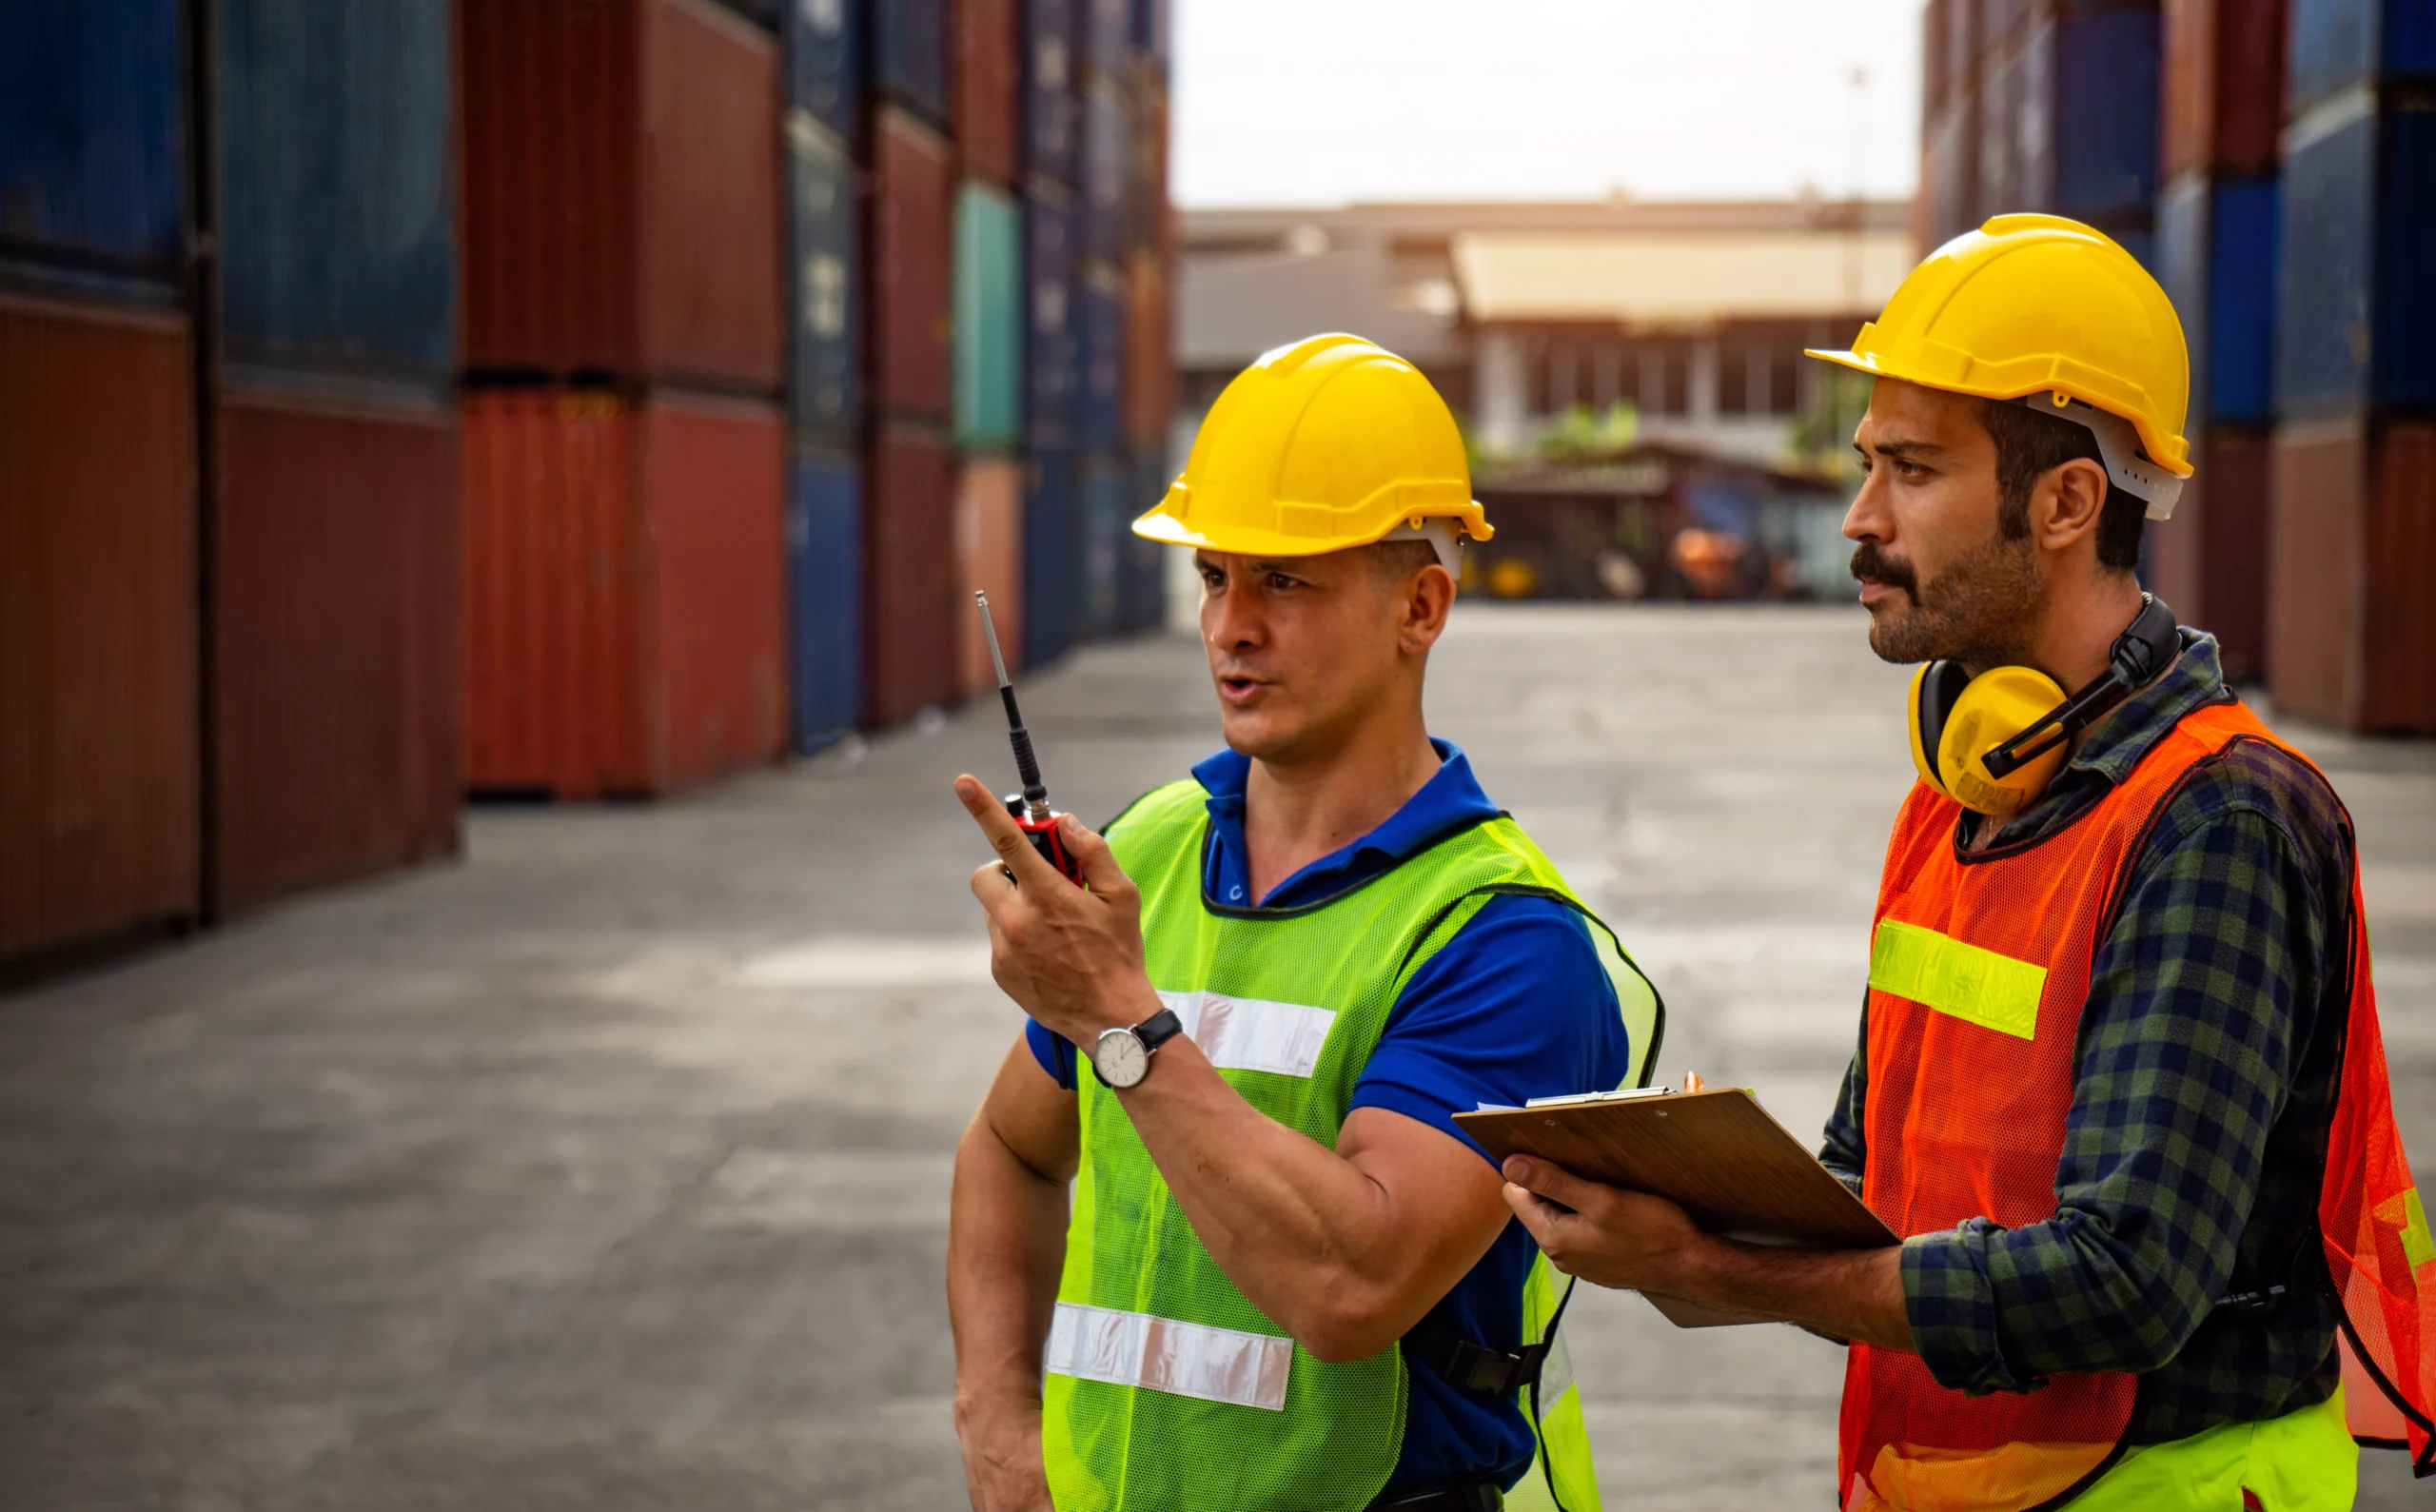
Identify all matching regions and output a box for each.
[976,593,1085,886]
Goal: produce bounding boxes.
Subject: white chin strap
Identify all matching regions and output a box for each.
[1378,519,1464,577]
[2017,392,2187,521]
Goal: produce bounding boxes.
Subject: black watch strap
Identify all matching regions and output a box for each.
[1133,1007,1183,1052]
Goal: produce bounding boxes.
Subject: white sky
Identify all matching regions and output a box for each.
[1170,0,1925,207]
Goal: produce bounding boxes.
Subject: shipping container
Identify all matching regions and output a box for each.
[1079,454,1128,638]
[0,297,197,964]
[2288,0,2436,118]
[1124,448,1170,633]
[2145,427,2270,678]
[956,182,1025,449]
[460,0,783,389]
[708,0,784,30]
[1125,250,1172,448]
[1027,182,1082,439]
[1023,0,1083,187]
[1084,0,1131,80]
[1926,0,1953,115]
[789,448,861,752]
[2158,171,2280,424]
[462,388,785,797]
[2163,0,2289,179]
[1132,0,1171,75]
[1948,0,1985,104]
[955,458,1026,695]
[217,0,457,382]
[2018,9,2165,223]
[959,0,1023,186]
[872,107,953,420]
[786,0,857,139]
[787,108,858,439]
[1023,443,1080,665]
[2276,96,2436,420]
[212,387,461,916]
[1081,81,1131,264]
[2268,417,2436,731]
[1131,75,1169,255]
[1979,40,2025,213]
[865,423,958,724]
[1983,0,2035,56]
[873,0,949,124]
[0,0,187,296]
[1076,266,1126,452]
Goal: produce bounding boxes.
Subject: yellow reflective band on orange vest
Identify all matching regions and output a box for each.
[1867,919,2047,1042]
[2380,1188,2435,1271]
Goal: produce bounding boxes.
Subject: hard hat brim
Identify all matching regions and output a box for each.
[1130,496,1496,555]
[1801,345,2194,481]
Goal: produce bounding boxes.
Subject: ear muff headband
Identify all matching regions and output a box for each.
[1908,661,1971,803]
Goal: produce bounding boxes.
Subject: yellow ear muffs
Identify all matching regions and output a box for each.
[1907,661,2073,816]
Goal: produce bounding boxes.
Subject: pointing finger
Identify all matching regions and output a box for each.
[953,776,1058,890]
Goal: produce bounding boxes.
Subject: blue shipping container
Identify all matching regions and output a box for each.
[1085,0,1130,80]
[790,454,863,752]
[217,0,457,382]
[1076,272,1125,452]
[0,0,186,292]
[1027,187,1081,439]
[2289,0,2436,118]
[1124,449,1169,632]
[1081,82,1130,263]
[788,109,858,440]
[1131,0,1170,75]
[2023,9,2162,223]
[1080,455,1127,638]
[1023,446,1080,666]
[872,0,948,125]
[1023,0,1082,187]
[787,0,858,140]
[2158,173,2280,425]
[2277,100,2436,418]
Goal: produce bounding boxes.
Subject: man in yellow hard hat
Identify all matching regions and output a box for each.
[1493,215,2432,1509]
[945,333,1663,1512]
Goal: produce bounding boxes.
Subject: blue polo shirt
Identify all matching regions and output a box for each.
[1024,740,1633,1493]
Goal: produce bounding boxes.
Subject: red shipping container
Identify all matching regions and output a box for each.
[2161,0,2288,181]
[955,0,1021,187]
[2146,427,2270,681]
[1,297,198,964]
[460,0,783,389]
[872,106,954,420]
[463,388,787,797]
[955,457,1024,696]
[866,423,958,724]
[1125,251,1173,450]
[2268,419,2436,733]
[212,387,462,918]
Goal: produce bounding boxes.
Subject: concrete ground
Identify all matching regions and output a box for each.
[4,604,2431,1510]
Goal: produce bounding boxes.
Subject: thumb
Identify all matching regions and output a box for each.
[1059,815,1131,894]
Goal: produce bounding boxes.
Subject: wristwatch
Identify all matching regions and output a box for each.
[1089,1008,1185,1090]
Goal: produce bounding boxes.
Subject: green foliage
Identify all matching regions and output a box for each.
[1536,402,1640,461]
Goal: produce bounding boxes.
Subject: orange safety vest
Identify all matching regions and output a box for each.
[1840,697,2435,1511]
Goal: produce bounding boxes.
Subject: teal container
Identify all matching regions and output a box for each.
[954,181,1024,449]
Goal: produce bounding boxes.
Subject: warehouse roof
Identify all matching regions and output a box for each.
[1451,227,1915,326]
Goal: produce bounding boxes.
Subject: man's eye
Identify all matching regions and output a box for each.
[1267,573,1297,591]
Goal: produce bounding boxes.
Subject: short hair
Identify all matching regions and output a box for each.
[1366,537,1443,586]
[1977,399,2146,572]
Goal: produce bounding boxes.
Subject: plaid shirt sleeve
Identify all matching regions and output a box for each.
[1897,795,2332,1395]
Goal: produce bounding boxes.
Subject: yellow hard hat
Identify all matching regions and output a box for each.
[1133,333,1492,561]
[1806,214,2192,519]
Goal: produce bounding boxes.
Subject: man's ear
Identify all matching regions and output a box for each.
[2033,457,2111,557]
[1400,562,1455,655]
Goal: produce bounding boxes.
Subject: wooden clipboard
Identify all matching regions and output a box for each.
[1455,1087,1896,1328]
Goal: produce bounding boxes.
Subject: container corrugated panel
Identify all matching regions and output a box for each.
[1081,82,1131,264]
[0,297,197,963]
[462,388,786,795]
[1983,0,2035,55]
[1124,250,1171,448]
[1123,448,1169,632]
[0,0,187,294]
[1979,41,2024,213]
[1923,97,1983,245]
[2277,99,2436,420]
[959,0,1023,187]
[217,0,457,382]
[2183,427,2272,680]
[1949,0,1984,100]
[1026,183,1081,439]
[1022,443,1079,665]
[2269,418,2436,731]
[788,109,858,439]
[955,458,1026,695]
[1130,76,1169,255]
[1076,267,1125,452]
[786,0,857,139]
[1023,0,1083,187]
[956,182,1025,449]
[2289,0,2436,118]
[873,107,953,420]
[644,0,784,389]
[873,0,949,124]
[789,449,862,752]
[1083,0,1130,81]
[1925,0,1952,114]
[212,387,461,916]
[2159,171,2279,424]
[2162,0,2288,179]
[1078,454,1127,638]
[2020,9,2163,223]
[866,424,957,724]
[1132,0,1170,74]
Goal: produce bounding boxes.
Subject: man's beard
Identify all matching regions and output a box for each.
[1851,532,2042,668]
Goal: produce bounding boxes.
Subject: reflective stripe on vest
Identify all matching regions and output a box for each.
[1154,989,1336,1078]
[1047,1302,1294,1411]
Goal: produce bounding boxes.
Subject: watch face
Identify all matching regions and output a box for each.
[1092,1029,1149,1089]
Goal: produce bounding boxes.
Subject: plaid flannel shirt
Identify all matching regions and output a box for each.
[1819,633,2352,1444]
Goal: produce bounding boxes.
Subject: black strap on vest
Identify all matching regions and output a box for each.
[1401,1274,1577,1398]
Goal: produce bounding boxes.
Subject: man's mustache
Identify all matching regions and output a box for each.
[1850,543,1917,600]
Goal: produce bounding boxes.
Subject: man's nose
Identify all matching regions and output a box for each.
[1843,468,1892,544]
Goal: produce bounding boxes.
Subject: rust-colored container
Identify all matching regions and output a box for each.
[2268,419,2436,733]
[0,296,198,964]
[955,0,1022,187]
[955,457,1025,695]
[2161,0,2287,181]
[2148,427,2270,681]
[1130,73,1169,256]
[1125,250,1172,450]
[459,0,783,389]
[871,106,954,420]
[462,387,786,797]
[866,422,957,724]
[212,387,462,918]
